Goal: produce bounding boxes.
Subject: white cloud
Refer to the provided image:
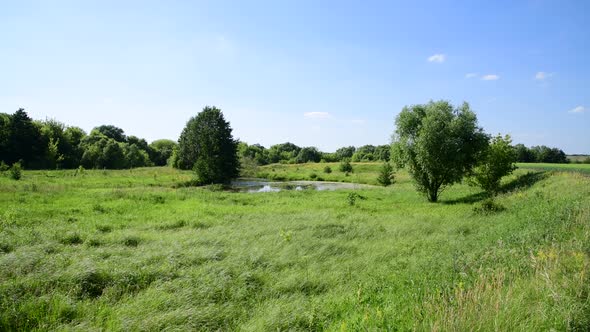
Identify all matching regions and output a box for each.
[535,71,553,80]
[568,106,585,114]
[481,74,499,81]
[465,73,478,79]
[427,54,446,63]
[303,112,331,119]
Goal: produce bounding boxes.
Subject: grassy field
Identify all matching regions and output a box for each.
[517,162,590,174]
[567,155,590,163]
[257,162,590,184]
[1,166,589,330]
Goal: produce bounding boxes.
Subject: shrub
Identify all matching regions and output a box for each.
[377,162,395,186]
[0,161,8,172]
[309,173,318,179]
[346,192,365,206]
[469,134,516,195]
[323,166,332,174]
[473,198,505,214]
[9,162,22,180]
[339,159,353,174]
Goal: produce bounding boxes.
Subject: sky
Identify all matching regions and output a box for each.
[0,0,588,153]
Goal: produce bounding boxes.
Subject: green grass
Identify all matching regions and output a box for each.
[257,162,393,185]
[517,162,590,174]
[567,155,589,163]
[1,166,589,330]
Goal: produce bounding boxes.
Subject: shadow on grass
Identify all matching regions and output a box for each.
[442,171,549,205]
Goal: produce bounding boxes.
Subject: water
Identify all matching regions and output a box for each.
[230,179,369,193]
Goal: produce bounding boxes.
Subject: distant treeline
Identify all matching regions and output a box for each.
[513,144,569,163]
[0,109,176,169]
[0,108,578,170]
[237,142,391,165]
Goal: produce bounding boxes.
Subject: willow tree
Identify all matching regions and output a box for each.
[391,100,488,202]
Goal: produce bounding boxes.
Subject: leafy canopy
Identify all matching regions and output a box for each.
[469,134,517,195]
[176,106,239,184]
[391,100,488,202]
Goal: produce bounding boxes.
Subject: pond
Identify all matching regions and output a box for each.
[230,179,371,193]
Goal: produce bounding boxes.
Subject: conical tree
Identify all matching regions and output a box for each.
[176,106,239,184]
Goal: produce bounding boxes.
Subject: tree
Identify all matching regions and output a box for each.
[339,158,353,174]
[7,109,46,168]
[374,145,391,161]
[63,126,87,168]
[335,146,356,161]
[377,162,395,186]
[149,139,177,166]
[295,147,322,163]
[93,125,126,142]
[124,144,152,168]
[514,144,535,163]
[176,106,239,184]
[391,100,488,202]
[352,145,376,162]
[469,134,517,195]
[267,142,301,164]
[0,113,12,165]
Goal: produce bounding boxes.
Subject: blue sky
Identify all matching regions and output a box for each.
[1,1,588,153]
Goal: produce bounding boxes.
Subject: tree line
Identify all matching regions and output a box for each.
[0,106,574,176]
[236,142,391,166]
[0,108,176,170]
[513,144,569,163]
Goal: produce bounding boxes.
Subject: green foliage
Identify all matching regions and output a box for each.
[323,165,332,174]
[267,142,301,164]
[514,144,569,163]
[472,198,505,214]
[0,167,589,330]
[392,100,489,202]
[295,147,322,163]
[346,192,359,206]
[177,106,239,184]
[377,162,395,186]
[335,146,356,160]
[93,125,126,142]
[339,159,353,174]
[470,135,517,195]
[9,162,22,180]
[0,161,8,172]
[149,139,177,166]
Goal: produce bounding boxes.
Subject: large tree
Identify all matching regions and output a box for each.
[176,106,239,184]
[391,100,489,202]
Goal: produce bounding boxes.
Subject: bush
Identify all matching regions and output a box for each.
[9,162,22,180]
[470,135,516,195]
[473,198,505,214]
[323,166,332,174]
[377,162,395,186]
[0,161,8,172]
[339,159,353,174]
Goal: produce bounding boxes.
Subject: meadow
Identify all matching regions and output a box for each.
[1,165,589,330]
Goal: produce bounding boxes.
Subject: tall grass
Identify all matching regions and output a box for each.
[1,166,588,330]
